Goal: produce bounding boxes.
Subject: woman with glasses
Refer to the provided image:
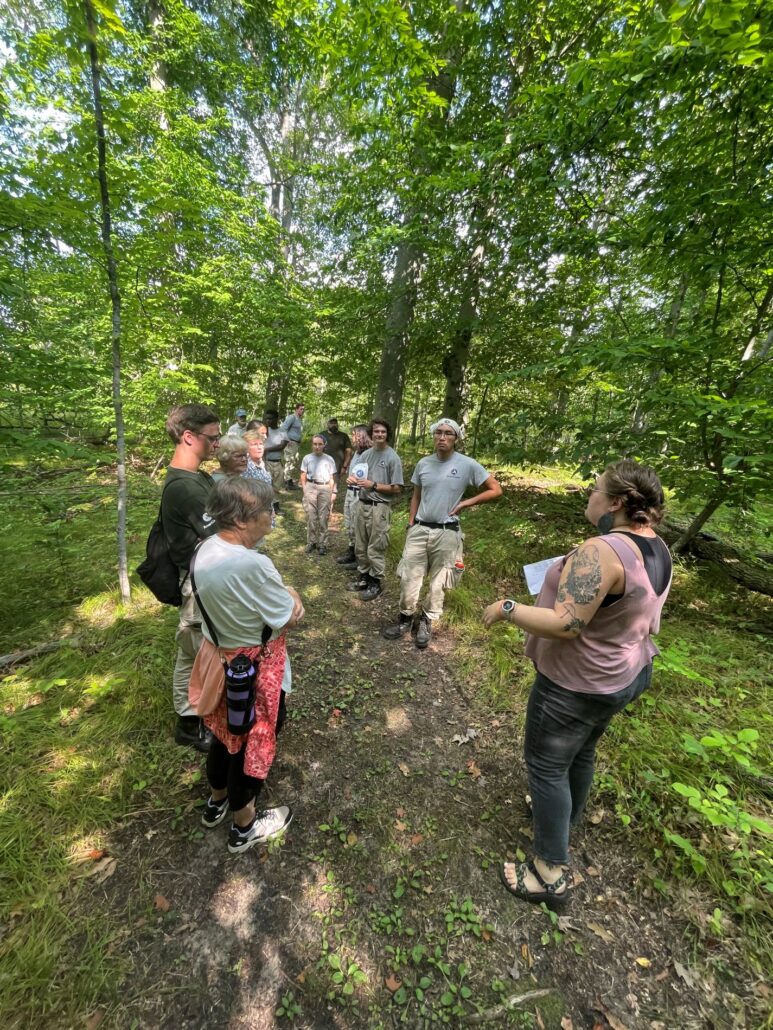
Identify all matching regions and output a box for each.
[483,460,672,909]
[212,435,248,481]
[382,417,501,648]
[243,432,273,486]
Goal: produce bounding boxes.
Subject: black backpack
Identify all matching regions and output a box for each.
[136,487,183,606]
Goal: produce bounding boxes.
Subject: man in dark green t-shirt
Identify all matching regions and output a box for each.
[160,403,221,751]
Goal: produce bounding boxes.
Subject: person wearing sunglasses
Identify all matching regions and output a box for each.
[383,417,501,648]
[161,404,222,752]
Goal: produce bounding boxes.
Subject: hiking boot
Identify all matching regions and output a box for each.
[227,806,293,854]
[201,795,229,828]
[383,613,413,639]
[305,543,316,554]
[415,613,432,649]
[175,716,212,753]
[318,545,328,555]
[336,546,357,566]
[346,575,369,592]
[360,576,383,601]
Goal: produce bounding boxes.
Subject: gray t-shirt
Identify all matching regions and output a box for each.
[227,422,246,437]
[360,445,404,503]
[194,535,294,692]
[301,452,337,485]
[281,413,304,442]
[411,452,490,523]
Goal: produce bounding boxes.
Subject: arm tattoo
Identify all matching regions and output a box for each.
[557,545,602,606]
[559,603,586,635]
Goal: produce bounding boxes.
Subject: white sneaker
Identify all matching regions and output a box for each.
[227,806,293,854]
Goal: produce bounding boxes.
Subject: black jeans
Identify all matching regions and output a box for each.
[524,665,652,865]
[206,691,287,812]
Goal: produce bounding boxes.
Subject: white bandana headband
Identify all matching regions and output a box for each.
[430,418,464,440]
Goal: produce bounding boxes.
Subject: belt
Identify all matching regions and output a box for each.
[347,485,360,493]
[307,480,331,486]
[359,497,388,506]
[414,518,459,530]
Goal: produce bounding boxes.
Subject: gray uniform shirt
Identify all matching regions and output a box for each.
[301,453,337,485]
[411,452,489,523]
[281,413,304,442]
[360,445,404,503]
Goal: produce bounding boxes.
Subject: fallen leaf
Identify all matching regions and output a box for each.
[655,968,669,982]
[635,957,651,968]
[83,856,117,883]
[557,917,581,933]
[384,973,402,993]
[398,762,410,777]
[365,883,376,894]
[409,833,424,846]
[343,786,352,800]
[625,993,640,1014]
[134,917,147,928]
[592,998,630,1030]
[490,719,501,728]
[451,727,478,745]
[153,894,171,912]
[87,848,106,861]
[521,942,533,968]
[346,832,358,846]
[85,1011,104,1030]
[507,961,520,981]
[296,971,306,984]
[673,960,695,988]
[535,1009,545,1030]
[589,809,606,825]
[587,921,614,943]
[561,1017,574,1030]
[481,928,493,942]
[331,708,342,717]
[395,807,406,818]
[466,759,482,779]
[586,865,601,877]
[394,819,407,832]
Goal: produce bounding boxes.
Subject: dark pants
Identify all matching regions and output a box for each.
[524,665,652,865]
[206,691,287,812]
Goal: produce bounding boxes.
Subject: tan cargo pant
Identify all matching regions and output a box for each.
[267,460,284,492]
[284,441,299,482]
[173,572,202,717]
[397,524,464,621]
[354,501,391,579]
[343,487,359,545]
[302,482,333,546]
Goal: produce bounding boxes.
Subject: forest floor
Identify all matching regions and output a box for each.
[1,461,771,1029]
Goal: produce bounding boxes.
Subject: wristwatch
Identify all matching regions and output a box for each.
[372,482,378,492]
[502,599,518,618]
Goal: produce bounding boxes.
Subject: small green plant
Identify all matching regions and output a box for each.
[276,990,302,1020]
[324,952,367,1000]
[443,897,493,938]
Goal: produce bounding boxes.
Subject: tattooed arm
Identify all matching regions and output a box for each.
[482,540,625,639]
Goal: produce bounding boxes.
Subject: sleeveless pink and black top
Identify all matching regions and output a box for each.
[524,533,672,695]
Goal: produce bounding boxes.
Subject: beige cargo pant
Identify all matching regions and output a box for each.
[173,573,202,717]
[284,441,299,482]
[302,482,333,546]
[354,501,391,579]
[397,524,464,621]
[343,487,359,546]
[267,460,284,492]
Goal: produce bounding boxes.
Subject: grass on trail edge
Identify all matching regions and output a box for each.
[0,453,771,1026]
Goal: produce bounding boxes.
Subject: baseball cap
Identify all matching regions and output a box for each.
[236,408,247,417]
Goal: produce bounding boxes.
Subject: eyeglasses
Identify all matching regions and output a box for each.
[586,485,606,497]
[433,430,456,438]
[197,432,221,444]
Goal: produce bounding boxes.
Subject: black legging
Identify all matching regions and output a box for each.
[206,691,287,812]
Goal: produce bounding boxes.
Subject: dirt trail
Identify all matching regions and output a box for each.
[98,498,748,1029]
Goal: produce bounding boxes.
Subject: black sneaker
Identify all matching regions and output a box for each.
[318,545,327,555]
[305,543,316,554]
[383,613,413,639]
[201,795,229,828]
[415,613,432,649]
[346,575,369,592]
[228,806,293,854]
[175,717,212,753]
[360,576,383,601]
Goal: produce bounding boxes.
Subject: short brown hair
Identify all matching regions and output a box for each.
[368,418,392,441]
[603,460,665,526]
[166,404,220,444]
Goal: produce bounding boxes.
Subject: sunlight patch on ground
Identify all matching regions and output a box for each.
[384,706,411,734]
[210,876,262,940]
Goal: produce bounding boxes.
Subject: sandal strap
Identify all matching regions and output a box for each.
[528,859,569,894]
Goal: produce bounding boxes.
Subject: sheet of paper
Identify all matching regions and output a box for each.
[522,556,564,595]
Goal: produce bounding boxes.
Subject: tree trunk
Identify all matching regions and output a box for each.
[374,235,422,430]
[443,211,486,425]
[471,381,490,459]
[84,0,130,604]
[409,387,420,444]
[672,488,728,554]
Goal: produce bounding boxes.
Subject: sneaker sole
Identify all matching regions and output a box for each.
[227,809,294,854]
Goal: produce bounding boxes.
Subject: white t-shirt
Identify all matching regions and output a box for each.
[301,452,337,484]
[193,535,295,692]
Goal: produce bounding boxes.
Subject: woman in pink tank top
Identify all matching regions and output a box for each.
[483,460,672,910]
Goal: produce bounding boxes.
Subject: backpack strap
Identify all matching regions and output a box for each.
[189,545,220,648]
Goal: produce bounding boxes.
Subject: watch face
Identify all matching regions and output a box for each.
[502,600,515,612]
